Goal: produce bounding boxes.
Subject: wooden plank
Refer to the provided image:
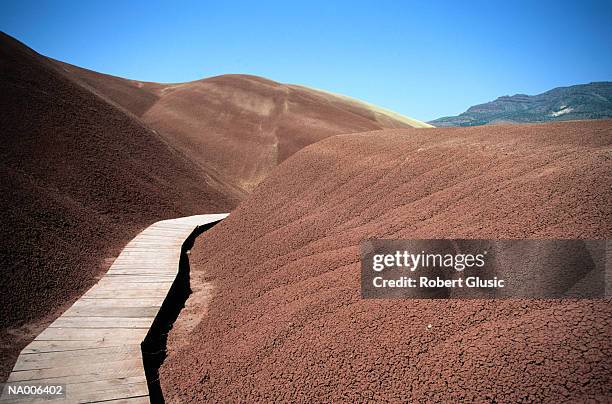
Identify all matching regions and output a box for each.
[85,283,172,293]
[101,396,151,403]
[20,345,141,360]
[112,253,179,258]
[22,341,134,355]
[62,381,148,403]
[109,260,177,265]
[96,276,176,283]
[59,376,147,392]
[71,297,166,308]
[105,265,176,270]
[112,255,179,260]
[55,375,146,391]
[102,275,175,280]
[7,359,145,382]
[14,348,143,371]
[129,234,186,239]
[63,306,160,318]
[105,270,176,276]
[49,317,153,329]
[34,328,149,343]
[84,289,168,299]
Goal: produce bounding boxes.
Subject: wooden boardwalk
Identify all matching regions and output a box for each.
[1,214,228,403]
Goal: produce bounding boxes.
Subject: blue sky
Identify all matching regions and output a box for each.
[1,0,611,121]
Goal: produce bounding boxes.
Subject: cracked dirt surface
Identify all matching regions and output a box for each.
[161,121,612,402]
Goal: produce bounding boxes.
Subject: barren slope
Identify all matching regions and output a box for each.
[59,63,432,193]
[161,121,612,402]
[0,33,239,380]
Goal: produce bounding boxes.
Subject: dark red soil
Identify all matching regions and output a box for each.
[0,33,239,380]
[60,63,428,194]
[160,121,612,402]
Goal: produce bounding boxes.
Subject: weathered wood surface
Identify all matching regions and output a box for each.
[1,214,228,403]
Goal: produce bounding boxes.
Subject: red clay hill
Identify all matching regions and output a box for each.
[160,121,612,402]
[0,32,429,380]
[58,61,431,193]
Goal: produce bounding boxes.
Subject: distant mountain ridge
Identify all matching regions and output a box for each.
[430,82,612,127]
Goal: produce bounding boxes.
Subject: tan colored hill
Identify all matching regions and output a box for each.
[160,120,612,402]
[58,63,432,193]
[0,32,239,380]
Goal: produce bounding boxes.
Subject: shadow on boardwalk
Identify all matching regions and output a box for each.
[141,221,221,404]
